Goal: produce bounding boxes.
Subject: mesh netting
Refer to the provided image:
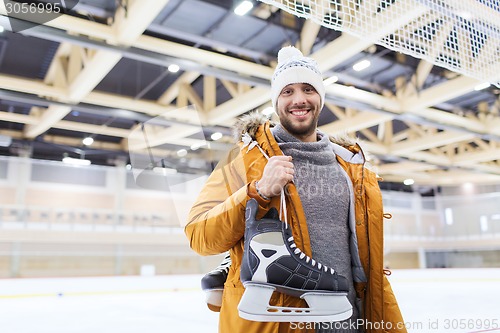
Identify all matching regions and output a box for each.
[259,0,500,87]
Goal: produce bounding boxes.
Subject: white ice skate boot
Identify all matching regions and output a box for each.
[201,252,231,311]
[238,198,353,322]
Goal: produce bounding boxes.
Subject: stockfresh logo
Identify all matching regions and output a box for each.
[2,0,80,33]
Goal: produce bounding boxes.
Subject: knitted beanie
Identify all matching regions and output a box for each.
[271,46,325,111]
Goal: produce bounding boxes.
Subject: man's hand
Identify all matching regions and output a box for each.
[258,156,294,198]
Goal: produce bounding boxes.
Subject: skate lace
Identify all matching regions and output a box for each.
[244,135,335,273]
[244,136,289,229]
[210,253,231,274]
[288,237,335,274]
[243,136,335,275]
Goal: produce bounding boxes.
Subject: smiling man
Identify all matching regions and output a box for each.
[186,46,406,333]
[271,46,325,143]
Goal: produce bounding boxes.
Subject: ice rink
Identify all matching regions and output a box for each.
[0,268,499,333]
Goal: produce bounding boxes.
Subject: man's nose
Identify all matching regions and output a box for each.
[291,90,307,105]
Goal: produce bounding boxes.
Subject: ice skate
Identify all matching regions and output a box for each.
[238,198,352,322]
[201,252,231,311]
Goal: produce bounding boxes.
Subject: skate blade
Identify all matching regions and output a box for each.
[238,283,353,323]
[204,288,223,307]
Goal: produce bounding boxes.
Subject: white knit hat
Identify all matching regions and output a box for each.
[271,46,325,111]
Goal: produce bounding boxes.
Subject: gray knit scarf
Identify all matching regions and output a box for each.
[271,124,359,333]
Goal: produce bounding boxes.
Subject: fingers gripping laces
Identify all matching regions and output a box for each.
[248,137,288,228]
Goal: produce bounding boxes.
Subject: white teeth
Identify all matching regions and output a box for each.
[291,110,307,116]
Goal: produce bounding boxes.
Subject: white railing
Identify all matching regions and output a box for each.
[382,191,500,243]
[0,204,182,234]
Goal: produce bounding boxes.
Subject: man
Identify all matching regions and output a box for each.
[185,46,406,333]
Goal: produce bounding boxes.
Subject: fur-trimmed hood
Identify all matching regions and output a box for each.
[232,111,358,148]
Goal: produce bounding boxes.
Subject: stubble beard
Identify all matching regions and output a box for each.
[279,109,319,140]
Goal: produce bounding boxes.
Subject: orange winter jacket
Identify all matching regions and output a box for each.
[185,113,406,333]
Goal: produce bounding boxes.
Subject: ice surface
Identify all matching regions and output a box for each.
[0,269,498,333]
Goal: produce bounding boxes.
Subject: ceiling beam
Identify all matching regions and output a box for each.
[157,71,200,106]
[0,109,217,154]
[54,120,131,138]
[0,5,113,40]
[0,110,128,138]
[206,87,269,125]
[113,0,169,45]
[0,75,67,100]
[0,110,36,124]
[319,112,393,135]
[15,0,170,141]
[0,74,229,135]
[326,84,401,111]
[452,148,500,165]
[82,91,193,123]
[67,0,168,101]
[390,131,475,155]
[203,76,217,111]
[67,49,122,101]
[44,43,72,88]
[11,11,275,80]
[299,19,321,56]
[403,76,481,111]
[312,34,371,73]
[42,134,123,151]
[135,34,274,80]
[24,106,72,139]
[127,124,202,151]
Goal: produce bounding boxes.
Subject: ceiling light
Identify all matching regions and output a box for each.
[211,132,223,141]
[168,64,180,73]
[323,75,339,86]
[177,149,187,157]
[480,215,488,232]
[444,208,453,225]
[190,142,205,151]
[474,82,490,91]
[234,1,253,16]
[153,167,177,175]
[353,60,371,72]
[62,156,91,166]
[458,11,473,20]
[462,182,475,194]
[262,107,274,117]
[82,136,94,146]
[0,134,12,147]
[403,178,414,185]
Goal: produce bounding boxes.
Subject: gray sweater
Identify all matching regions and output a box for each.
[271,124,359,333]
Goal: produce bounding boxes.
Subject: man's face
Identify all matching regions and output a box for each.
[276,83,322,142]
